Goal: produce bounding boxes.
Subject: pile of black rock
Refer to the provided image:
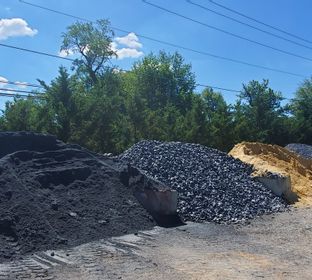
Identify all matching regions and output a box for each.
[285,143,312,159]
[120,140,288,224]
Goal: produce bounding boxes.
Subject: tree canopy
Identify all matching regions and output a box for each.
[61,19,116,85]
[1,19,311,153]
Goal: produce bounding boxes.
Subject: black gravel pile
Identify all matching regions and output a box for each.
[120,141,287,224]
[285,143,312,159]
[0,132,154,262]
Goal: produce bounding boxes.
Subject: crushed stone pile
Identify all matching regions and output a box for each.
[0,132,154,262]
[229,142,312,206]
[286,143,312,159]
[119,140,287,224]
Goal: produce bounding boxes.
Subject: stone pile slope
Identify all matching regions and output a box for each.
[120,140,287,224]
[0,132,154,262]
[286,143,312,159]
[229,142,312,206]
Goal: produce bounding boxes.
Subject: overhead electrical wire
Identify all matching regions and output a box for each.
[0,92,41,99]
[0,87,44,99]
[207,0,312,45]
[18,0,305,78]
[0,80,43,88]
[0,43,75,62]
[0,88,42,95]
[196,83,292,100]
[142,0,312,62]
[186,0,312,51]
[196,83,241,93]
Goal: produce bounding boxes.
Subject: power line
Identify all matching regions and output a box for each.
[0,43,75,62]
[0,88,42,94]
[0,80,43,88]
[196,83,241,93]
[142,0,312,62]
[195,83,292,100]
[0,92,41,99]
[0,65,291,101]
[18,0,305,78]
[186,0,312,51]
[207,0,312,45]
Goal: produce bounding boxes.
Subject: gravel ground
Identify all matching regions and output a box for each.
[120,140,287,223]
[0,207,311,280]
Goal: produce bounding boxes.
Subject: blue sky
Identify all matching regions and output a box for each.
[0,0,311,110]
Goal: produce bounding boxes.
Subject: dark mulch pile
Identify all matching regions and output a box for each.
[0,132,154,262]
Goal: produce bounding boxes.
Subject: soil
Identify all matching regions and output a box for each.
[0,207,311,279]
[0,132,154,262]
[229,142,312,206]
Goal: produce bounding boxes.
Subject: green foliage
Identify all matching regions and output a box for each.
[38,67,78,142]
[1,98,40,131]
[61,19,116,85]
[290,77,312,144]
[130,51,196,111]
[1,19,310,153]
[201,88,233,150]
[233,80,287,144]
[0,116,5,130]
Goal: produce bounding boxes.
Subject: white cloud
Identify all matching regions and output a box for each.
[0,76,8,84]
[15,81,28,89]
[0,18,38,40]
[81,44,90,55]
[0,77,30,89]
[111,33,144,60]
[110,41,118,52]
[58,49,74,57]
[115,32,142,49]
[3,87,14,93]
[115,48,144,60]
[0,76,8,89]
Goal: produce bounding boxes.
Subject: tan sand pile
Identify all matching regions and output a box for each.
[229,142,312,206]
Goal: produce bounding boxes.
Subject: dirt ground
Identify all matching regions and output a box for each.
[0,207,311,280]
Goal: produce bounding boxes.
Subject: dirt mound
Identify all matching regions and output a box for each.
[0,132,154,262]
[0,131,60,158]
[120,141,287,224]
[286,143,312,159]
[229,142,312,206]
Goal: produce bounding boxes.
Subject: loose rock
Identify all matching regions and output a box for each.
[285,143,312,159]
[120,140,287,224]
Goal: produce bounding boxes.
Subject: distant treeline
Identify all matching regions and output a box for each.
[0,20,311,153]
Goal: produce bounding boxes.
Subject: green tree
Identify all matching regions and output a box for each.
[201,88,233,150]
[291,77,312,144]
[1,98,40,131]
[0,115,5,130]
[233,80,285,143]
[38,67,78,142]
[130,51,196,111]
[70,69,125,153]
[121,51,196,143]
[182,94,208,144]
[61,19,116,85]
